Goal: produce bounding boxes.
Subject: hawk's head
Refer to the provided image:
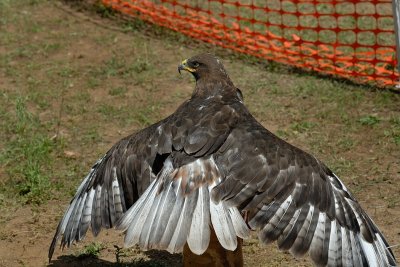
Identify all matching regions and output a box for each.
[178,54,230,82]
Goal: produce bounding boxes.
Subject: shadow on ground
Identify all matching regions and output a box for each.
[48,250,182,267]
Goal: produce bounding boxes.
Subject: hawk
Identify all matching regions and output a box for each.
[49,54,397,266]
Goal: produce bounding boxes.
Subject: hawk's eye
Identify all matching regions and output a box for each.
[192,61,200,68]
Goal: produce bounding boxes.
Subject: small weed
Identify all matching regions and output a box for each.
[77,242,105,259]
[358,115,380,126]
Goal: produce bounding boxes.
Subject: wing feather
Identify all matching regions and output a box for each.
[213,119,397,266]
[187,186,210,255]
[229,207,250,239]
[277,206,306,250]
[145,180,176,248]
[124,179,159,247]
[166,189,198,253]
[78,188,95,240]
[91,184,103,236]
[210,198,237,251]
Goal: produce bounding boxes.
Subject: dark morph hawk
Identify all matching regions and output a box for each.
[49,54,397,266]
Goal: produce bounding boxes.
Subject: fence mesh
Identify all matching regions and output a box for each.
[102,0,399,88]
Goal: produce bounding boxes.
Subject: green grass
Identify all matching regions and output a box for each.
[0,96,55,204]
[386,116,400,145]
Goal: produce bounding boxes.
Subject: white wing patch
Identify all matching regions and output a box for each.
[116,156,250,255]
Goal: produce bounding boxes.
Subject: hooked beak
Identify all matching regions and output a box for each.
[178,59,196,74]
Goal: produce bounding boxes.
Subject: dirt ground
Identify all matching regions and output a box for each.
[0,1,399,266]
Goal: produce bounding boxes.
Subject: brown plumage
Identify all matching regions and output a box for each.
[49,54,397,267]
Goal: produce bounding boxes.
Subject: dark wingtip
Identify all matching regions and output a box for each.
[48,220,63,262]
[48,236,57,262]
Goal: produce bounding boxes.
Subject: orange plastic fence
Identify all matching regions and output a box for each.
[102,0,399,88]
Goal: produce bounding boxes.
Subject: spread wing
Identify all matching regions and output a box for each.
[212,116,397,267]
[48,120,165,259]
[48,99,239,259]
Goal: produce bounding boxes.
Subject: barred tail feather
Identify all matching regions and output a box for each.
[78,188,95,239]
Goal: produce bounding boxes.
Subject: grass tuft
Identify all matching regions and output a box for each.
[358,115,380,126]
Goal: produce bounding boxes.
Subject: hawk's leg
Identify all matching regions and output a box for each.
[183,229,243,267]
